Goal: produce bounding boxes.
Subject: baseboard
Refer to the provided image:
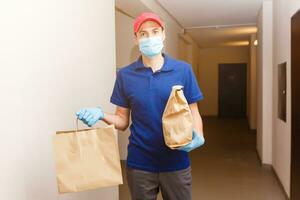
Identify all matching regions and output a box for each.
[255,150,290,200]
[271,167,290,200]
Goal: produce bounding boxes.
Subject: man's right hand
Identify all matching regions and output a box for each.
[76,107,104,127]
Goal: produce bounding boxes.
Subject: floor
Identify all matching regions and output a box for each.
[119,117,287,200]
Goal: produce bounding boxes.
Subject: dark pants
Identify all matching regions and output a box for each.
[126,166,192,200]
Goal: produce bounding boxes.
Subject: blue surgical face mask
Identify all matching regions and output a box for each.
[138,36,164,58]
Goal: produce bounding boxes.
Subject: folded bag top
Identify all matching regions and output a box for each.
[53,120,123,194]
[162,85,193,149]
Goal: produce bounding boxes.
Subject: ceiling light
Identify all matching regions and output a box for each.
[254,39,258,46]
[220,41,250,46]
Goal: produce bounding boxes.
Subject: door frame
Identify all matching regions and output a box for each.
[291,9,300,200]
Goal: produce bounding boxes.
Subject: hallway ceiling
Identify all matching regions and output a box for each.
[187,26,258,48]
[156,0,262,48]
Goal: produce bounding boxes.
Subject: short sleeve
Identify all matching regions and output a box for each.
[110,70,130,108]
[183,65,204,104]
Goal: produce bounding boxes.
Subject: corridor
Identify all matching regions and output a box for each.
[120,117,287,200]
[2,0,299,199]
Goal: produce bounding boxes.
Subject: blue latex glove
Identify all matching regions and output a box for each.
[75,107,104,127]
[178,130,205,152]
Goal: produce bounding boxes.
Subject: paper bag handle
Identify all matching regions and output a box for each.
[55,119,81,135]
[75,118,93,132]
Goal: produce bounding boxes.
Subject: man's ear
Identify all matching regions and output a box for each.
[162,29,166,42]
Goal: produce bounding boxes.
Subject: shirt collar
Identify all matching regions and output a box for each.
[134,53,174,72]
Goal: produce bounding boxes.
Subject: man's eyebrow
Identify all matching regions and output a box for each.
[139,27,161,33]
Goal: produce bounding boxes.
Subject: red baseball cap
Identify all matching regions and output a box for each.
[134,12,164,33]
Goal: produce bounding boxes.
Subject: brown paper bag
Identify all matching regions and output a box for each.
[52,121,123,193]
[162,85,193,149]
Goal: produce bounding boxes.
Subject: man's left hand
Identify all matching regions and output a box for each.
[178,130,205,152]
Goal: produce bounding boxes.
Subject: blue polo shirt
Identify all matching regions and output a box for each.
[110,53,204,172]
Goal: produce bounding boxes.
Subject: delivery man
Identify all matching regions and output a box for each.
[76,12,205,200]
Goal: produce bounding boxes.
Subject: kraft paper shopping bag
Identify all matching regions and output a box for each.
[162,85,193,149]
[53,121,123,193]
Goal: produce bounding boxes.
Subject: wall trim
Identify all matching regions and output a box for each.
[185,23,257,30]
[115,6,134,19]
[271,167,290,200]
[255,150,289,200]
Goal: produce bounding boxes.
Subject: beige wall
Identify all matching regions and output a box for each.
[198,47,250,116]
[256,3,263,165]
[271,0,300,196]
[115,12,140,68]
[0,0,118,199]
[256,0,273,166]
[248,34,257,130]
[178,33,201,76]
[178,36,191,63]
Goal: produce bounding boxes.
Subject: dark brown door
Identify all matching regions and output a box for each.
[218,63,247,118]
[291,9,300,200]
